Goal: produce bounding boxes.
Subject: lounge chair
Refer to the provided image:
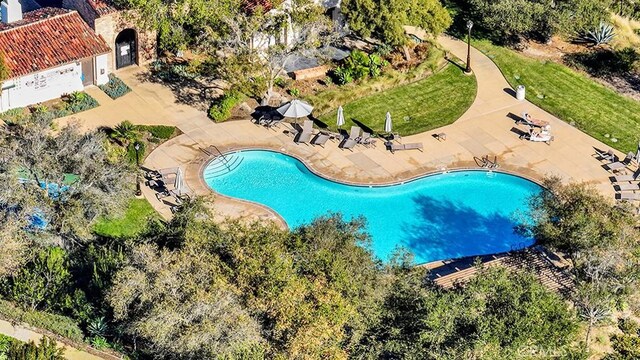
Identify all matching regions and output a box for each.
[519,112,549,128]
[294,120,314,144]
[617,192,640,201]
[613,169,640,182]
[614,183,640,192]
[311,133,330,147]
[389,142,424,153]
[340,126,362,150]
[359,132,376,147]
[604,152,635,172]
[158,167,179,177]
[594,148,617,163]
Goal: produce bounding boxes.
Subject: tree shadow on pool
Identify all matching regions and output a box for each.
[401,195,532,263]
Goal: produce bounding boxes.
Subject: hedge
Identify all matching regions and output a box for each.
[0,299,84,343]
[208,91,243,122]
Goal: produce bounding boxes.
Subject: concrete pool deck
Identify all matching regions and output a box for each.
[60,36,625,222]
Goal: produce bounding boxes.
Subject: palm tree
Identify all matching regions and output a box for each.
[110,120,139,146]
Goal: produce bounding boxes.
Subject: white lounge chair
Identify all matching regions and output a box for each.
[614,183,640,192]
[341,126,361,150]
[605,152,635,172]
[389,142,424,153]
[617,192,640,201]
[294,120,314,144]
[594,148,617,163]
[613,169,640,182]
[311,133,330,147]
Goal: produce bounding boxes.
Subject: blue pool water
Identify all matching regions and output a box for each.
[204,150,540,264]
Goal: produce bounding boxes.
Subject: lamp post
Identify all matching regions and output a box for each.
[134,142,142,196]
[465,20,474,74]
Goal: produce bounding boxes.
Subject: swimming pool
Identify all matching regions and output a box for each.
[204,150,541,264]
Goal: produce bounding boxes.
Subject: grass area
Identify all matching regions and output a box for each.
[307,45,445,116]
[93,198,159,239]
[474,39,640,153]
[317,64,477,135]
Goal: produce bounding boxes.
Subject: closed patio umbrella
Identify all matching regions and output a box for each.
[337,106,345,129]
[174,167,184,196]
[636,140,640,162]
[277,99,314,119]
[384,112,392,133]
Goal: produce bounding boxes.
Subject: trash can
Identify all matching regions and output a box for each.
[516,85,526,101]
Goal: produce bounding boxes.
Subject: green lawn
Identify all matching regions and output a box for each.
[473,39,640,153]
[93,198,158,239]
[318,64,477,136]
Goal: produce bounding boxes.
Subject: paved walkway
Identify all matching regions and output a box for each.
[59,36,622,222]
[0,318,115,360]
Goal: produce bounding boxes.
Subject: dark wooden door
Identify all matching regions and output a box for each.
[81,58,93,86]
[115,29,137,69]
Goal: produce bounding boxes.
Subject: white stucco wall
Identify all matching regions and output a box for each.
[95,53,109,85]
[0,62,84,112]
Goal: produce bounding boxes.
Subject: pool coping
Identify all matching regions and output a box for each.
[198,146,546,243]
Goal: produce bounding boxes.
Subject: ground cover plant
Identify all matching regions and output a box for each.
[98,74,132,99]
[474,39,640,152]
[93,198,158,239]
[318,64,476,135]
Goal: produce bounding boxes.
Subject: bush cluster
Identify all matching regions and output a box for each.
[0,300,84,343]
[331,50,389,85]
[98,74,132,99]
[207,90,243,122]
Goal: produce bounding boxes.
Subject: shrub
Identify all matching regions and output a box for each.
[330,50,389,85]
[288,88,300,97]
[618,318,640,335]
[0,107,27,124]
[579,22,616,46]
[98,74,132,99]
[0,300,84,343]
[274,77,287,88]
[136,125,176,139]
[609,333,640,358]
[208,91,243,122]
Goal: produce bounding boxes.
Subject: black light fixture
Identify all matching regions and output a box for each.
[134,142,142,196]
[465,20,474,74]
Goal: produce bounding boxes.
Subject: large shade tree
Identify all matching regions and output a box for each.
[0,118,132,244]
[521,178,640,348]
[341,0,452,55]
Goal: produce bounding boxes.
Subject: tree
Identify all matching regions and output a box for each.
[107,242,265,359]
[0,119,132,243]
[341,0,452,51]
[108,120,139,147]
[522,178,640,349]
[219,0,337,104]
[5,247,71,311]
[355,265,580,359]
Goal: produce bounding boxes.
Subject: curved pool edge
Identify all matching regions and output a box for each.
[199,147,544,264]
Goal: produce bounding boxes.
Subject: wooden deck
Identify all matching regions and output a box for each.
[425,246,574,294]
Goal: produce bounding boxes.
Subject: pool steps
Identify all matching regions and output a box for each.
[203,154,243,180]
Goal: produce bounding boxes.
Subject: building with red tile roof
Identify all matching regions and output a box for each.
[0,8,110,78]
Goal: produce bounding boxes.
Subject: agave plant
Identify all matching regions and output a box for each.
[87,316,108,338]
[580,22,615,46]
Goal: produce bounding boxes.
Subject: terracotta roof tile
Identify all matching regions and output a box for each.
[0,9,111,78]
[86,0,117,16]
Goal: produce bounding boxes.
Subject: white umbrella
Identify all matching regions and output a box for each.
[384,112,392,133]
[174,167,184,196]
[337,106,345,129]
[277,99,314,119]
[636,140,640,162]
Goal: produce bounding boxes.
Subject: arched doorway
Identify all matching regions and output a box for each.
[115,29,137,69]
